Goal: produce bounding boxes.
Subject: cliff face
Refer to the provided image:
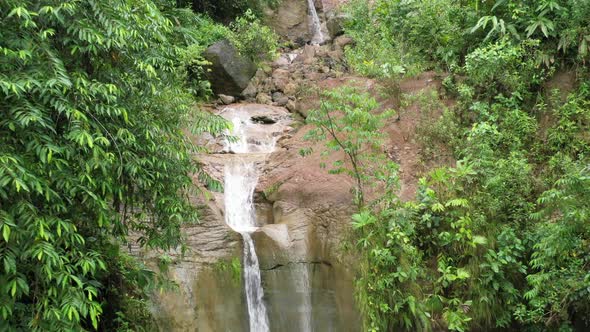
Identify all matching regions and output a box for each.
[261,0,348,45]
[139,101,359,331]
[140,2,363,330]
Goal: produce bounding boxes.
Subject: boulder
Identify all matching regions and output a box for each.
[286,100,298,113]
[241,82,258,99]
[327,49,344,62]
[263,1,311,44]
[272,91,289,106]
[272,55,292,68]
[218,94,235,105]
[272,68,291,92]
[203,40,257,96]
[294,44,317,65]
[254,68,269,81]
[256,92,273,105]
[283,82,298,96]
[334,35,353,49]
[326,12,348,38]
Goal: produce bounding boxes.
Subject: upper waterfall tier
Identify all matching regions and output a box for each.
[219,104,291,155]
[307,0,326,45]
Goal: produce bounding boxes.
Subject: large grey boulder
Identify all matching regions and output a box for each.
[263,0,311,45]
[203,40,257,96]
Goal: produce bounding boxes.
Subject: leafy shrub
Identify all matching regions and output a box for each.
[353,208,430,332]
[546,83,590,158]
[471,0,590,65]
[343,0,480,77]
[302,86,397,206]
[342,0,425,78]
[519,163,590,329]
[227,9,279,64]
[412,91,464,162]
[462,39,545,100]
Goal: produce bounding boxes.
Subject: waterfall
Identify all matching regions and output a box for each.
[307,0,325,45]
[223,114,276,332]
[296,264,313,332]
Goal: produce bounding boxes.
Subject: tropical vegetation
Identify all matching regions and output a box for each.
[3,0,589,331]
[335,0,590,331]
[0,0,276,330]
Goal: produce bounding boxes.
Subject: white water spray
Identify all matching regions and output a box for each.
[307,0,325,45]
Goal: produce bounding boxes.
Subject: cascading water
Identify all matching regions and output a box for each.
[223,113,278,332]
[296,264,312,332]
[307,0,325,45]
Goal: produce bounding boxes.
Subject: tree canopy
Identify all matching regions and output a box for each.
[0,0,228,330]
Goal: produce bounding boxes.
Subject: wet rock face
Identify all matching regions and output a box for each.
[262,0,350,45]
[137,194,247,332]
[249,201,360,331]
[152,264,248,332]
[263,263,358,332]
[244,115,362,331]
[147,100,361,331]
[203,40,257,96]
[263,1,311,44]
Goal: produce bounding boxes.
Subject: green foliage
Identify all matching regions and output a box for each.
[338,1,590,329]
[342,0,420,77]
[99,247,159,332]
[0,0,228,330]
[470,0,590,64]
[545,83,590,159]
[302,86,397,207]
[227,9,279,64]
[462,39,545,100]
[343,0,477,76]
[214,258,242,284]
[518,162,590,328]
[352,207,430,332]
[344,0,590,78]
[183,0,280,21]
[412,91,464,162]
